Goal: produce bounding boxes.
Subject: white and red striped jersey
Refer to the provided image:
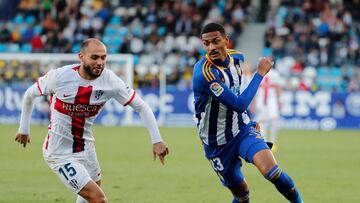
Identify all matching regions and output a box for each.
[35,64,135,155]
[254,69,282,120]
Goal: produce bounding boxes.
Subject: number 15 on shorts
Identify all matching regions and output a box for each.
[59,163,77,180]
[58,162,80,191]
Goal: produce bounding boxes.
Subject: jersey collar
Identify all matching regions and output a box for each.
[205,53,233,70]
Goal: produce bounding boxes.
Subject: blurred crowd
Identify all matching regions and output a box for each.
[0,0,359,93]
[264,0,360,93]
[0,0,250,89]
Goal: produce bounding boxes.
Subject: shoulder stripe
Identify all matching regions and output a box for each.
[228,50,242,54]
[202,61,212,82]
[206,63,215,80]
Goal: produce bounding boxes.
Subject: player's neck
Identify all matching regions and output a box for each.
[212,55,229,68]
[78,66,97,80]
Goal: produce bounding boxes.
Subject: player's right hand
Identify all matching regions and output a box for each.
[257,57,274,76]
[153,141,169,165]
[15,133,30,148]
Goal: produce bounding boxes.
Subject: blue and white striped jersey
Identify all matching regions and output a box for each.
[192,49,263,147]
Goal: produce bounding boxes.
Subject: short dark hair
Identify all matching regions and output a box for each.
[200,22,226,37]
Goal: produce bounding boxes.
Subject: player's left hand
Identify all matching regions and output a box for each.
[153,141,169,165]
[15,133,31,148]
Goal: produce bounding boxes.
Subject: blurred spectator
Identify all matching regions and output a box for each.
[10,27,21,43]
[6,0,357,93]
[264,0,360,93]
[0,24,11,42]
[42,12,58,34]
[21,24,35,43]
[31,34,44,52]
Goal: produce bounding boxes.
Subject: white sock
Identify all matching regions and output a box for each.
[76,195,88,203]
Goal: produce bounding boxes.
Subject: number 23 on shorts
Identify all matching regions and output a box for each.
[210,157,224,171]
[210,158,225,182]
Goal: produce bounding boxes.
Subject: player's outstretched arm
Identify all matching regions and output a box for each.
[128,95,169,165]
[15,84,42,148]
[205,57,274,113]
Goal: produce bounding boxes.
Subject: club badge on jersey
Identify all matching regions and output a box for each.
[95,90,104,100]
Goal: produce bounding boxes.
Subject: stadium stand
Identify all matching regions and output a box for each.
[264,0,360,93]
[0,0,251,89]
[0,0,358,93]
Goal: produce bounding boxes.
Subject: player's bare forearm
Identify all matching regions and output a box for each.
[153,141,169,165]
[15,133,31,148]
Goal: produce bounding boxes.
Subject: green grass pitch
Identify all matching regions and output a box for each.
[1,124,359,203]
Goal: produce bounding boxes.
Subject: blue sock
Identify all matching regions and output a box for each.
[232,190,249,203]
[264,165,302,203]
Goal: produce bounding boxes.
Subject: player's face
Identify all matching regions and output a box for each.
[79,43,107,79]
[201,31,229,61]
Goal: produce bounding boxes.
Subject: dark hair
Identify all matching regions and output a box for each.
[200,22,226,37]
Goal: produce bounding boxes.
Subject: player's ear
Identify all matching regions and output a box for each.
[78,52,84,61]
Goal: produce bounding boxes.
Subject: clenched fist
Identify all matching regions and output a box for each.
[257,57,274,77]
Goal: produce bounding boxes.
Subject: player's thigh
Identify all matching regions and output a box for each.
[46,159,93,193]
[78,180,106,202]
[252,149,277,175]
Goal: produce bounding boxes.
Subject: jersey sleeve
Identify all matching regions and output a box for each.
[195,62,263,113]
[128,94,163,144]
[18,84,43,134]
[36,69,57,95]
[108,71,136,106]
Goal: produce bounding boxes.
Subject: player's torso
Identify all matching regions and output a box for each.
[194,54,250,147]
[45,65,112,155]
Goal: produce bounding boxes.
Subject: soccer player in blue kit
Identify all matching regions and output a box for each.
[192,22,303,203]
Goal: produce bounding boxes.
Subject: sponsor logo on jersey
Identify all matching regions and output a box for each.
[55,98,105,117]
[62,103,99,112]
[210,82,224,96]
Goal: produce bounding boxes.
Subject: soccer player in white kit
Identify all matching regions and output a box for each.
[253,68,282,150]
[15,38,169,203]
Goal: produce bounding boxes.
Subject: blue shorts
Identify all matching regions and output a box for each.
[203,126,269,187]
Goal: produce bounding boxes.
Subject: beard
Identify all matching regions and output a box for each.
[83,63,103,79]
